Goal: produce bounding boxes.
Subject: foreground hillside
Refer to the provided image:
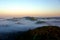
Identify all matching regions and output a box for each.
[22,26,60,40]
[0,26,60,40]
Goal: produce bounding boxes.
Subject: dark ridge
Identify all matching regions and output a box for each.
[36,21,46,24]
[0,26,60,40]
[24,17,37,21]
[22,26,60,40]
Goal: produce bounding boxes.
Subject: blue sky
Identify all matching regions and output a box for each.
[0,0,59,9]
[0,0,60,17]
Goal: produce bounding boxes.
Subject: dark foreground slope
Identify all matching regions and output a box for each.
[22,26,60,40]
[0,26,60,40]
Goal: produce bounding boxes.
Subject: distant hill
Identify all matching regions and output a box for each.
[24,17,37,21]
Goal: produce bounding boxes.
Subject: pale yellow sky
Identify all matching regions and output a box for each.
[0,10,60,18]
[0,7,60,18]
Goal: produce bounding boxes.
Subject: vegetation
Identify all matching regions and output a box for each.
[24,17,37,21]
[0,26,60,40]
[36,21,46,24]
[6,18,20,22]
[21,26,60,40]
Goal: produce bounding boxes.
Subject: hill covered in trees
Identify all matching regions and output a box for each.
[11,26,60,40]
[0,26,60,40]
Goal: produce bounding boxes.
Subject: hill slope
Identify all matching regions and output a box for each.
[0,26,60,40]
[23,26,60,40]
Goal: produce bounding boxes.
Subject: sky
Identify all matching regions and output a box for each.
[0,0,60,18]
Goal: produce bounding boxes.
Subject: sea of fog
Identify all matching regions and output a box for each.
[0,17,60,33]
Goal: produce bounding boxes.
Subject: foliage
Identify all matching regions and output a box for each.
[36,21,46,24]
[25,17,37,21]
[26,26,60,40]
[0,26,60,40]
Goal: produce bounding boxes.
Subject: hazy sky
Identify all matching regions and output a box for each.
[0,0,60,17]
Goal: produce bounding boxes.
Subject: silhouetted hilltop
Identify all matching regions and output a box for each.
[23,26,60,40]
[0,26,60,40]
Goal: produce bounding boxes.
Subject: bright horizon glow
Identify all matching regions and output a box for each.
[0,0,60,18]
